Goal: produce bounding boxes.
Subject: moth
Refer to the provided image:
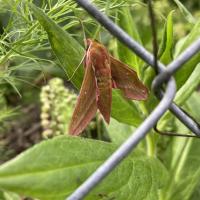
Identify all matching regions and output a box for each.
[69,39,148,135]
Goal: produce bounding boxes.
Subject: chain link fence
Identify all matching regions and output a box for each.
[67,0,200,199]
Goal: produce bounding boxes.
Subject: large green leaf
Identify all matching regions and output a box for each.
[0,136,167,200]
[106,118,135,145]
[29,3,84,89]
[30,4,143,127]
[111,90,143,126]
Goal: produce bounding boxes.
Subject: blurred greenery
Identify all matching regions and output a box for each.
[0,0,199,200]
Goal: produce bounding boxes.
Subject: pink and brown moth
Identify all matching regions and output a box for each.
[69,39,148,135]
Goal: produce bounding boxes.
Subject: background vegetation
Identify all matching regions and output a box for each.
[0,0,200,199]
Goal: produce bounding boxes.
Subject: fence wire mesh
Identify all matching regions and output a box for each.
[67,0,200,199]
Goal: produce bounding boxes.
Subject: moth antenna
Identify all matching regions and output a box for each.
[68,53,86,81]
[71,8,87,48]
[77,18,87,48]
[67,17,88,82]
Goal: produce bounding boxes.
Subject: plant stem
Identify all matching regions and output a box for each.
[139,101,156,157]
[146,132,156,157]
[174,138,192,181]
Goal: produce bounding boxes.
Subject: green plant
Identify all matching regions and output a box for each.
[0,1,200,200]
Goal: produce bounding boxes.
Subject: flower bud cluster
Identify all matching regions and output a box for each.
[40,78,76,138]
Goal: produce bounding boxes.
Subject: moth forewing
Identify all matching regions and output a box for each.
[68,63,97,135]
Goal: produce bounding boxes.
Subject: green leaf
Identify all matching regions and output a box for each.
[186,92,200,122]
[111,90,143,126]
[0,136,167,200]
[3,191,21,200]
[173,0,196,24]
[174,20,200,89]
[116,6,142,73]
[107,118,135,145]
[190,182,200,200]
[29,3,84,89]
[0,191,5,200]
[30,4,144,126]
[175,64,200,105]
[161,91,200,199]
[162,138,200,200]
[159,11,174,64]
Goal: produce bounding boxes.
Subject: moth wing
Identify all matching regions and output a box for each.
[96,82,112,124]
[94,61,112,124]
[68,64,97,135]
[110,56,148,100]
